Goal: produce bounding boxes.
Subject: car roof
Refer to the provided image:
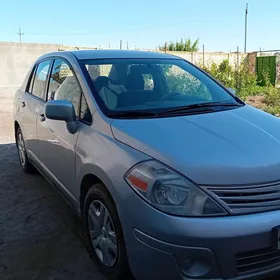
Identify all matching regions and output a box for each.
[39,50,181,61]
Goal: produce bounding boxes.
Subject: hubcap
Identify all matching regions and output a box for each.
[88,200,118,267]
[17,132,26,166]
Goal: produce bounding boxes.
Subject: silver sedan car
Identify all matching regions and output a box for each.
[14,50,280,280]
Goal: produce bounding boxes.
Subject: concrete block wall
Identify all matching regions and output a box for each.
[0,42,60,112]
[156,50,248,68]
[0,42,97,112]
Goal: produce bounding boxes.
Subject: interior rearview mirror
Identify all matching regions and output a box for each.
[45,100,78,134]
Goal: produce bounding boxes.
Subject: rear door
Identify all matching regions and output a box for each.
[19,59,52,159]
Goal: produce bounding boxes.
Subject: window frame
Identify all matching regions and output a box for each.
[79,94,92,125]
[26,58,53,102]
[46,56,92,125]
[26,64,37,94]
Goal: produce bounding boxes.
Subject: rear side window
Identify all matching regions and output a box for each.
[32,60,51,100]
[27,67,36,93]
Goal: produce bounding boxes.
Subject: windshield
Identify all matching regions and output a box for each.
[80,58,241,117]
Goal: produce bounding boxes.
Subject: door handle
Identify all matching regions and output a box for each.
[21,101,26,108]
[40,113,46,122]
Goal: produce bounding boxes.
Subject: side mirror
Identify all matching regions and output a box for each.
[45,100,78,134]
[227,88,236,95]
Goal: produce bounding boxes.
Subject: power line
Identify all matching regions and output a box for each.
[17,28,24,43]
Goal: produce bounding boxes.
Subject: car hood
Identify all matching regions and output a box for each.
[111,106,280,185]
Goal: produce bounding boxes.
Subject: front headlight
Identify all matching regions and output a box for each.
[125,160,228,216]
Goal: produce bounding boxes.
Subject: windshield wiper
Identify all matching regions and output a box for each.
[107,110,158,119]
[107,102,241,118]
[160,101,241,114]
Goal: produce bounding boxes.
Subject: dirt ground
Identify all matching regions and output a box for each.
[0,110,107,280]
[246,95,267,110]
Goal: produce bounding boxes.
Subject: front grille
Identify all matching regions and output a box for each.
[236,247,280,274]
[205,182,280,214]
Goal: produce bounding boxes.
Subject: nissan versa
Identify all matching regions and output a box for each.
[13,50,280,280]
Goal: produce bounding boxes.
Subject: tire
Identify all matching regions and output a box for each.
[16,126,36,173]
[84,183,130,279]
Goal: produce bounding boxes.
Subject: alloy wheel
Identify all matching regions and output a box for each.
[17,132,26,166]
[88,200,118,267]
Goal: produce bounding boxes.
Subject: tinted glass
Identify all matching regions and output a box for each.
[161,64,212,101]
[27,67,36,93]
[32,60,51,99]
[48,59,81,116]
[142,74,154,90]
[80,94,92,123]
[81,58,237,113]
[86,63,126,110]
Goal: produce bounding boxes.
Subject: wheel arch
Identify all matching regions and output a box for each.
[79,172,117,218]
[14,121,20,144]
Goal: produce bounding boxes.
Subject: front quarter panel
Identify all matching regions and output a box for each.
[75,110,150,208]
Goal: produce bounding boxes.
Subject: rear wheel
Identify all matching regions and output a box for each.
[84,183,130,279]
[16,127,35,173]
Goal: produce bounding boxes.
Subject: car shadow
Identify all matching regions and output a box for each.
[0,142,108,280]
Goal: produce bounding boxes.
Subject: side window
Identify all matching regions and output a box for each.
[48,59,81,116]
[27,67,36,93]
[80,95,92,123]
[32,60,51,100]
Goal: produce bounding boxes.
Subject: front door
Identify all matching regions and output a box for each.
[37,58,84,199]
[19,59,52,159]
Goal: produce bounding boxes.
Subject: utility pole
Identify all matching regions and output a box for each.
[244,3,248,53]
[17,28,24,43]
[202,44,205,67]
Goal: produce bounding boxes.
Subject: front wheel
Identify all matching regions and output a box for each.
[16,127,35,173]
[84,183,130,279]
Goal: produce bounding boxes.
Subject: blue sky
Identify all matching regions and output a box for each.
[0,0,279,52]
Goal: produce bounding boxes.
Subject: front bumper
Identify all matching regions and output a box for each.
[119,192,280,280]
